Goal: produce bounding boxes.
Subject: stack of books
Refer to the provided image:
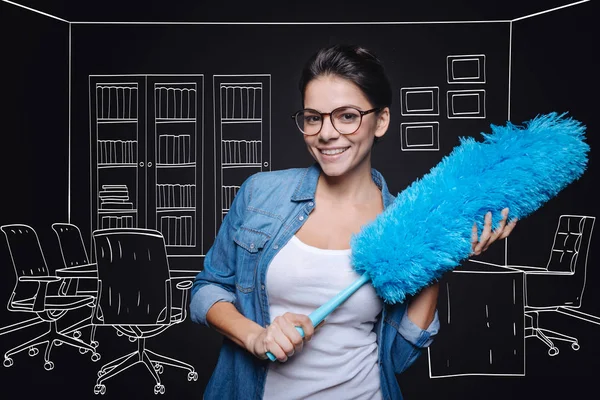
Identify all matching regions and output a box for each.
[99,184,133,210]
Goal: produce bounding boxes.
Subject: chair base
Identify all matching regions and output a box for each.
[3,320,100,370]
[60,316,99,349]
[525,311,580,357]
[94,337,197,395]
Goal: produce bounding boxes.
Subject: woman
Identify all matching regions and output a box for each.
[190,44,517,399]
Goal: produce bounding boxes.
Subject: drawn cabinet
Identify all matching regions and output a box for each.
[90,75,205,256]
[213,75,271,230]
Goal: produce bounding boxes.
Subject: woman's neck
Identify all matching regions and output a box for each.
[316,163,379,205]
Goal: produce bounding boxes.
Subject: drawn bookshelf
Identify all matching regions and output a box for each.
[90,75,205,256]
[213,75,271,232]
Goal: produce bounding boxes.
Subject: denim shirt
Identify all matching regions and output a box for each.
[190,164,440,400]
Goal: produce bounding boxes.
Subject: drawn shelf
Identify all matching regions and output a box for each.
[214,75,271,226]
[90,75,205,256]
[154,82,200,250]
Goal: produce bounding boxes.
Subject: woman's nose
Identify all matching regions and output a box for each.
[318,115,341,141]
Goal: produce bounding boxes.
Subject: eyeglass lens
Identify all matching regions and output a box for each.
[295,107,363,135]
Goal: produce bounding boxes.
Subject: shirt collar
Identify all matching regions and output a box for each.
[291,163,396,208]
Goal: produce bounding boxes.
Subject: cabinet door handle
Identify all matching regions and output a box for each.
[139,161,144,167]
[148,162,153,167]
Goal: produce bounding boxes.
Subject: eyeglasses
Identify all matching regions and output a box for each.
[291,106,381,136]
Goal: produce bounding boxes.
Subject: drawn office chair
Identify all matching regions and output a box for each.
[91,228,197,395]
[507,215,595,356]
[1,224,100,370]
[52,222,99,348]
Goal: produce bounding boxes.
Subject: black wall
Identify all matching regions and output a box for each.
[509,3,597,314]
[70,22,511,264]
[2,1,598,398]
[1,2,69,322]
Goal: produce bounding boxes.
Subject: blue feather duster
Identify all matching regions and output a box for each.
[351,111,589,304]
[265,111,589,360]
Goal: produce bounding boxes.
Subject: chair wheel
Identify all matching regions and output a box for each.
[44,361,55,371]
[128,337,136,343]
[29,347,39,357]
[116,331,123,337]
[154,384,165,395]
[548,347,559,357]
[187,371,198,381]
[80,348,89,354]
[92,341,99,349]
[154,363,164,374]
[55,340,63,346]
[94,384,106,395]
[74,330,82,339]
[4,358,14,367]
[572,342,580,351]
[91,353,101,362]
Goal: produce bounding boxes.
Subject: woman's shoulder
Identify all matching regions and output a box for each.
[247,167,308,188]
[236,167,309,217]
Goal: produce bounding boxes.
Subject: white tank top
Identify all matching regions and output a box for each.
[263,235,383,400]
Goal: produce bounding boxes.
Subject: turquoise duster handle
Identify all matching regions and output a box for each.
[266,272,371,362]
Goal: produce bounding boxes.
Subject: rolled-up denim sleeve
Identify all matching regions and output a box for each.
[190,283,236,326]
[398,307,440,348]
[384,302,441,375]
[189,176,252,327]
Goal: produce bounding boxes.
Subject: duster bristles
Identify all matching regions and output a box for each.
[350,112,590,304]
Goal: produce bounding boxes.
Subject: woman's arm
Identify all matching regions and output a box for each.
[407,208,517,329]
[406,283,439,329]
[206,302,265,349]
[206,302,315,362]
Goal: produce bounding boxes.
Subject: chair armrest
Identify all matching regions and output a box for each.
[19,276,60,283]
[18,276,60,311]
[173,280,193,322]
[176,280,193,291]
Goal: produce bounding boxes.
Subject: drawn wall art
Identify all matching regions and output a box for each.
[400,121,440,151]
[447,54,487,84]
[446,89,487,119]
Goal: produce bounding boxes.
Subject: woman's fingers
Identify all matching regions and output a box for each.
[471,222,479,251]
[472,211,493,255]
[266,313,315,362]
[482,208,509,252]
[287,313,315,342]
[471,208,518,255]
[278,315,303,354]
[267,322,294,362]
[498,218,518,239]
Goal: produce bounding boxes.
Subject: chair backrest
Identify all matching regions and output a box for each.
[52,223,90,267]
[1,224,51,278]
[92,228,172,325]
[546,215,595,274]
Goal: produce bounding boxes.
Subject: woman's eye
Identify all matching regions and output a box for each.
[339,113,358,122]
[305,115,321,124]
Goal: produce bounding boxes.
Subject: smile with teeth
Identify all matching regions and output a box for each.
[320,147,349,155]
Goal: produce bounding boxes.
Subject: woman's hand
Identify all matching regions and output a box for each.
[471,207,518,256]
[245,312,315,362]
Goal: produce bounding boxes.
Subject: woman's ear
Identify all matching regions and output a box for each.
[375,107,390,139]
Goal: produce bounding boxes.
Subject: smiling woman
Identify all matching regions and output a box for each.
[298,73,388,180]
[189,44,515,400]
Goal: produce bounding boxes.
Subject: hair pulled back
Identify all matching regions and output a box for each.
[299,44,392,109]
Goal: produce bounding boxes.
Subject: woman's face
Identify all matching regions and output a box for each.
[302,74,389,178]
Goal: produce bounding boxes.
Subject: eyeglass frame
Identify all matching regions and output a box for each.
[291,106,383,136]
